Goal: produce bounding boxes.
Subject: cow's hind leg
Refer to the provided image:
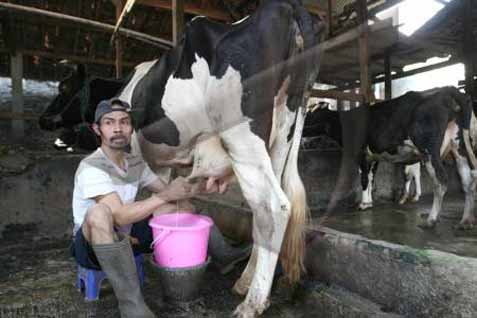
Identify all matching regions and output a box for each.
[450,146,477,229]
[399,168,412,205]
[233,105,295,297]
[399,163,421,204]
[359,161,378,210]
[420,153,447,228]
[221,123,291,318]
[233,245,258,296]
[412,163,422,202]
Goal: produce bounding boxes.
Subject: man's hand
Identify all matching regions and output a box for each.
[157,176,196,202]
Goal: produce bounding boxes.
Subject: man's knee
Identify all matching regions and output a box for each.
[84,204,113,231]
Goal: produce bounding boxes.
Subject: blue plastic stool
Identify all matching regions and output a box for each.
[76,253,145,301]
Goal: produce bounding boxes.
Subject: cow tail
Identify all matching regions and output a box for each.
[280,105,309,285]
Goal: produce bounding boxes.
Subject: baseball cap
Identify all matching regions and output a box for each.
[94,98,131,123]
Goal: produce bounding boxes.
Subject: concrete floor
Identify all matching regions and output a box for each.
[0,233,402,318]
[312,194,477,258]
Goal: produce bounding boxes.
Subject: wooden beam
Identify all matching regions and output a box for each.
[337,58,460,91]
[0,48,138,68]
[327,0,334,37]
[115,0,124,79]
[384,51,392,100]
[321,18,393,52]
[138,0,230,22]
[0,2,173,49]
[310,89,364,103]
[305,3,328,17]
[172,0,184,46]
[356,0,372,104]
[463,0,476,110]
[10,52,24,139]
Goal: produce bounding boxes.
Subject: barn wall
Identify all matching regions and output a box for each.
[0,148,464,239]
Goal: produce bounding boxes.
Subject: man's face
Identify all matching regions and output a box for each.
[93,110,133,150]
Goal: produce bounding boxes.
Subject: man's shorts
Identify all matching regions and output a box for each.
[70,217,153,270]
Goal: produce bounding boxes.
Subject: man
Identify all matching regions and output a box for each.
[71,98,250,318]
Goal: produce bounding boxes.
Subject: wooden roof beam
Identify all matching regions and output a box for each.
[0,2,173,49]
[139,1,327,22]
[0,47,139,68]
[138,0,231,21]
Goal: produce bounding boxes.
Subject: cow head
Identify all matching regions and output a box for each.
[39,63,86,131]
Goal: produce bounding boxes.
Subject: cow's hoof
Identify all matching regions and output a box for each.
[454,220,476,230]
[233,277,251,296]
[411,196,420,203]
[398,197,407,205]
[358,202,373,210]
[418,218,437,229]
[233,300,269,318]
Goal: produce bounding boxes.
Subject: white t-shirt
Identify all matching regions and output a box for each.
[72,148,167,235]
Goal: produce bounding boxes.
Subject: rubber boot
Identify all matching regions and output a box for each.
[208,224,252,275]
[92,234,156,318]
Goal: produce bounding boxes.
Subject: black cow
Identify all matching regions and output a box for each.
[303,105,422,208]
[39,65,124,150]
[41,2,324,316]
[344,87,477,229]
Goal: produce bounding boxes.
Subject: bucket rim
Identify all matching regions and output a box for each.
[148,212,214,231]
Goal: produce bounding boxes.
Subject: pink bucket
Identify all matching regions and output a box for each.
[149,213,213,268]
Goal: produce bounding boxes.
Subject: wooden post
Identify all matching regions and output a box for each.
[172,0,184,46]
[327,0,334,37]
[115,0,124,79]
[384,52,392,100]
[463,0,476,112]
[11,52,24,139]
[356,0,372,104]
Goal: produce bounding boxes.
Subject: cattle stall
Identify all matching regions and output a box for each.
[1,1,477,318]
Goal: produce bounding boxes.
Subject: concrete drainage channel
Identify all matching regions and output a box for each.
[193,197,477,318]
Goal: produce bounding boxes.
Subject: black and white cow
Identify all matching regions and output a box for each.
[302,105,423,209]
[111,2,323,317]
[351,87,477,229]
[39,65,124,150]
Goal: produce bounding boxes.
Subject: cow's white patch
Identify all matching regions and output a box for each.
[269,76,291,148]
[160,54,246,143]
[424,160,446,225]
[232,15,250,25]
[118,60,157,105]
[137,54,248,182]
[359,168,374,210]
[400,162,421,204]
[191,15,207,22]
[440,120,459,156]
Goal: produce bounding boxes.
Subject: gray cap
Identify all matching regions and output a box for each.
[94,98,131,123]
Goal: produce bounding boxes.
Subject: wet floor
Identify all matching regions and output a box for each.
[312,194,477,258]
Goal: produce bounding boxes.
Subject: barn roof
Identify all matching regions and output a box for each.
[318,0,473,88]
[0,0,472,87]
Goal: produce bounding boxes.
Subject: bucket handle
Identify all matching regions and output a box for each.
[150,229,171,249]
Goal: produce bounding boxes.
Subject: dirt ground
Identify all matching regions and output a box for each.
[0,231,330,318]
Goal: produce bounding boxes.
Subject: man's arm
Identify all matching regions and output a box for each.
[95,176,196,226]
[95,192,167,227]
[145,177,167,193]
